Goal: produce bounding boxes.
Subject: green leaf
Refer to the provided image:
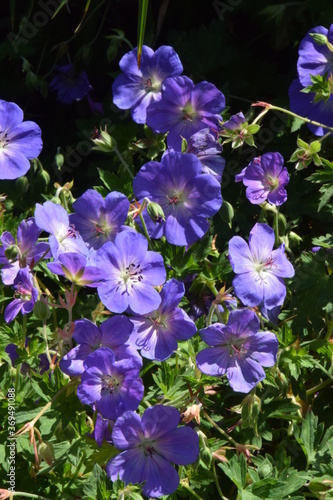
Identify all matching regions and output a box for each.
[219,453,247,490]
[294,411,323,465]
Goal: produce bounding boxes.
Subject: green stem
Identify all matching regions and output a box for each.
[202,408,238,447]
[181,482,204,500]
[21,314,27,349]
[12,493,51,500]
[206,303,216,327]
[114,147,134,179]
[254,102,333,133]
[138,212,153,248]
[212,457,228,499]
[42,320,53,366]
[274,207,279,246]
[306,377,333,397]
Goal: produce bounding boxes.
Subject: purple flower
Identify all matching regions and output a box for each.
[87,413,114,447]
[49,64,91,104]
[0,99,42,180]
[4,267,39,323]
[297,24,333,87]
[34,201,88,258]
[196,309,278,393]
[146,76,225,151]
[70,189,130,250]
[60,316,142,376]
[228,223,294,309]
[289,78,333,136]
[47,252,106,287]
[186,128,225,180]
[235,152,289,206]
[95,231,166,314]
[77,347,143,420]
[129,279,197,361]
[106,405,199,498]
[133,151,222,246]
[222,112,247,130]
[0,218,49,285]
[112,45,183,124]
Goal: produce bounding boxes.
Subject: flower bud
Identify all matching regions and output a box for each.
[15,175,29,194]
[92,130,117,153]
[146,201,165,223]
[54,150,65,170]
[33,300,51,321]
[38,441,54,466]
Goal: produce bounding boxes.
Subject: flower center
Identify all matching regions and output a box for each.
[180,102,198,122]
[264,175,279,191]
[101,374,120,394]
[228,340,247,358]
[144,75,161,93]
[0,130,9,148]
[254,255,277,281]
[121,263,144,286]
[15,283,32,301]
[167,191,183,206]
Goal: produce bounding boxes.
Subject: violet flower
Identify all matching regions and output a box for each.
[196,309,279,393]
[146,76,225,150]
[49,64,91,104]
[95,230,166,314]
[34,201,88,258]
[0,99,42,180]
[60,316,142,376]
[112,45,183,124]
[133,151,222,246]
[235,152,289,206]
[70,189,130,250]
[106,405,199,498]
[4,267,39,323]
[47,252,106,287]
[129,279,197,361]
[186,128,225,180]
[0,217,49,285]
[87,413,114,447]
[77,347,144,420]
[297,24,333,87]
[228,223,294,309]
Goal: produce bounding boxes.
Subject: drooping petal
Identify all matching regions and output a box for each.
[155,426,199,465]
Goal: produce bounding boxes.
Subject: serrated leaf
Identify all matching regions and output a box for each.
[219,453,247,490]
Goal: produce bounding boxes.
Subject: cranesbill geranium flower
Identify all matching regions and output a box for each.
[70,189,130,250]
[106,405,199,498]
[196,309,278,393]
[186,128,225,180]
[47,252,106,287]
[129,279,196,361]
[297,24,333,87]
[60,316,142,376]
[35,201,88,258]
[95,230,166,314]
[4,267,39,323]
[235,152,289,206]
[49,64,91,104]
[133,151,222,246]
[146,76,225,151]
[0,217,49,285]
[77,347,144,420]
[112,45,183,124]
[228,223,294,309]
[0,99,42,180]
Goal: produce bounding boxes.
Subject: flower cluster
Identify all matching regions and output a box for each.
[289,22,333,135]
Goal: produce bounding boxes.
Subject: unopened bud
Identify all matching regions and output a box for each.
[92,130,117,152]
[33,300,51,321]
[54,150,65,170]
[37,441,54,466]
[146,201,165,223]
[15,176,29,194]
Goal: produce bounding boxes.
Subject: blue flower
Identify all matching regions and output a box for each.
[49,64,91,104]
[95,230,166,314]
[129,279,197,361]
[186,128,225,180]
[228,223,294,309]
[4,267,39,323]
[0,99,42,180]
[196,309,279,393]
[133,151,222,246]
[77,347,144,420]
[112,45,183,124]
[106,405,199,498]
[146,76,225,151]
